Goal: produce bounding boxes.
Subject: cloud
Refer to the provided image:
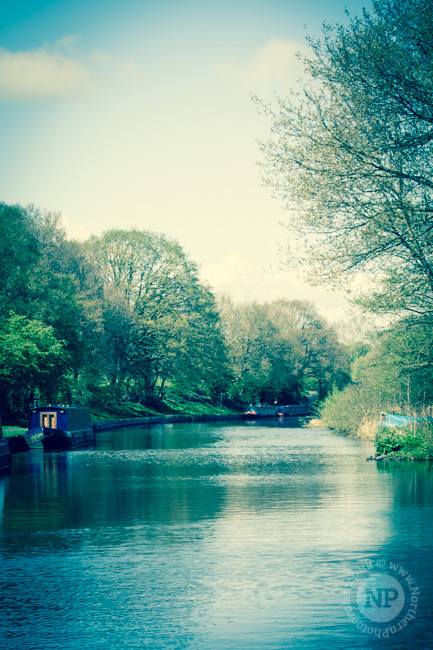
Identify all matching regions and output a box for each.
[201,250,353,323]
[0,45,93,102]
[61,212,92,241]
[214,38,311,95]
[0,37,145,103]
[90,49,146,81]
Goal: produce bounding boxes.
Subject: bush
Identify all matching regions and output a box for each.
[320,385,379,436]
[376,424,433,459]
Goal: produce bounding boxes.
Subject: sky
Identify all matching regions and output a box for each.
[0,0,372,323]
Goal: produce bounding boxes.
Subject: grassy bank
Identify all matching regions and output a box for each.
[89,397,242,422]
[2,397,244,437]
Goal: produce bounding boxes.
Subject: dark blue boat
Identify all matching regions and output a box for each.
[25,405,94,450]
[0,414,11,472]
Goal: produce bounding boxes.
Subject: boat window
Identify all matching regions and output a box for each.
[40,412,57,429]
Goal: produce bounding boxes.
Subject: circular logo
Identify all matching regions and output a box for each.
[343,560,420,637]
[356,573,405,623]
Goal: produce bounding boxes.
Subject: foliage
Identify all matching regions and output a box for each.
[0,312,68,418]
[320,385,374,436]
[84,229,231,404]
[375,430,405,456]
[376,425,433,460]
[0,202,104,385]
[219,296,349,404]
[0,203,349,420]
[257,0,433,318]
[321,317,433,443]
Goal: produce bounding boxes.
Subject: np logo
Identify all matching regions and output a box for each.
[365,587,399,608]
[343,560,419,636]
[357,574,405,623]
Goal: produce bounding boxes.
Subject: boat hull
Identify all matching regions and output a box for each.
[0,438,11,472]
[25,426,95,450]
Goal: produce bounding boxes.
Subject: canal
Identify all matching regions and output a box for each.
[0,420,432,649]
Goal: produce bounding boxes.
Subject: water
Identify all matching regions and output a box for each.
[0,420,432,649]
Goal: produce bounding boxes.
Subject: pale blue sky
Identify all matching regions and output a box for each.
[0,0,371,321]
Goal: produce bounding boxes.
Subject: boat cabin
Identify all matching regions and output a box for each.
[29,406,92,433]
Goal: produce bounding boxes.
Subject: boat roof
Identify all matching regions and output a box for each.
[31,405,88,412]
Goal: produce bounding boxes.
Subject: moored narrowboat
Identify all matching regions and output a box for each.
[244,405,280,418]
[0,414,11,472]
[25,406,94,450]
[244,404,309,418]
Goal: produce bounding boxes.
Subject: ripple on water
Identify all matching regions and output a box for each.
[0,423,431,650]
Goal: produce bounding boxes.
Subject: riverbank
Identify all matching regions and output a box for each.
[93,411,244,432]
[2,398,245,439]
[90,397,243,423]
[311,412,433,461]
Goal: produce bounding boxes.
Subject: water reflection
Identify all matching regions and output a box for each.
[0,422,432,649]
[376,460,433,507]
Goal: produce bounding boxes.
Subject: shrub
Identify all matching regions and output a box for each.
[375,424,433,459]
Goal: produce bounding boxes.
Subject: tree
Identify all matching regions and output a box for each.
[218,297,279,402]
[0,203,104,374]
[85,229,230,403]
[266,299,350,399]
[257,0,433,319]
[0,313,67,419]
[321,317,433,434]
[0,203,35,315]
[219,296,349,403]
[354,320,433,408]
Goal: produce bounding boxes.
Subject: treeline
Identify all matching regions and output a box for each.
[258,0,433,442]
[0,203,350,421]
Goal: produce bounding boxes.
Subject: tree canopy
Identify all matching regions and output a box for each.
[84,229,230,403]
[0,203,350,420]
[219,296,349,403]
[0,312,67,418]
[257,0,433,319]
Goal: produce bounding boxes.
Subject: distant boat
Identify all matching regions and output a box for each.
[25,406,94,450]
[0,414,11,472]
[277,405,309,416]
[244,405,279,418]
[244,404,309,418]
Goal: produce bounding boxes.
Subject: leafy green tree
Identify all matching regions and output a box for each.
[218,297,279,403]
[354,321,433,408]
[0,203,103,369]
[257,0,433,318]
[267,299,349,400]
[0,203,40,316]
[0,313,67,419]
[0,203,108,408]
[85,229,230,403]
[219,296,349,403]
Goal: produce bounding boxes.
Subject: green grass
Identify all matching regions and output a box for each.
[89,401,162,421]
[2,426,27,437]
[1,397,243,432]
[375,424,433,460]
[90,398,241,422]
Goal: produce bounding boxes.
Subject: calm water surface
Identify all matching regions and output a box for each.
[0,420,432,649]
